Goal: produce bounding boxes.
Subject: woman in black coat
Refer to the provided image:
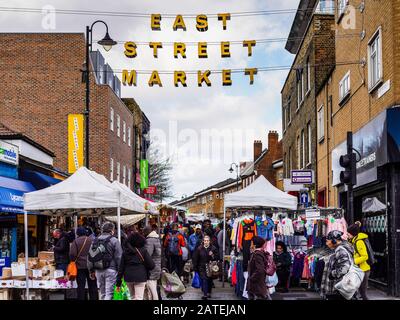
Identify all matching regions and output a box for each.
[192,235,219,300]
[273,241,292,292]
[116,232,155,300]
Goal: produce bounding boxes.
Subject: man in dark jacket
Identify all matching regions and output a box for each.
[52,229,70,273]
[69,227,98,300]
[144,226,162,300]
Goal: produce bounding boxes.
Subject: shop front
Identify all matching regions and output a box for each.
[332,106,400,297]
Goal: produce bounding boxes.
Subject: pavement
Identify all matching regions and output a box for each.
[47,279,398,301]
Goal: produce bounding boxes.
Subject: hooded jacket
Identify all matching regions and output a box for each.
[247,249,270,298]
[145,231,162,280]
[351,233,371,272]
[116,243,155,286]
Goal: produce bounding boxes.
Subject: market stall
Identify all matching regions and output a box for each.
[18,167,144,299]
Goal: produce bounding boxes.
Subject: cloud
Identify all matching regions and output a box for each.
[1,0,299,200]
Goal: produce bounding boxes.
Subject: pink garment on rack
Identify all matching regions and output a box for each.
[302,256,311,279]
[263,233,276,255]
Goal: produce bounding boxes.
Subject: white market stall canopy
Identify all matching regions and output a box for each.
[23,167,141,215]
[224,175,298,210]
[105,214,146,227]
[186,213,207,222]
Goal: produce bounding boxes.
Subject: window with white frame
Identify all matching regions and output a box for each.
[338,0,348,18]
[116,114,121,137]
[116,162,120,182]
[301,130,305,168]
[318,105,325,141]
[297,136,301,169]
[368,28,383,90]
[128,127,131,146]
[110,108,114,131]
[307,122,312,165]
[123,165,126,185]
[110,158,114,181]
[123,121,126,142]
[128,168,131,188]
[339,71,351,102]
[283,106,286,132]
[287,99,292,124]
[316,0,335,14]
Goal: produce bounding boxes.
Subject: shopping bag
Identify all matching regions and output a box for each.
[191,272,201,289]
[334,250,365,300]
[113,279,130,300]
[161,271,186,294]
[265,272,279,288]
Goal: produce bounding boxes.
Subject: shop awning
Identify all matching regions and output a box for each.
[19,169,61,190]
[0,176,36,214]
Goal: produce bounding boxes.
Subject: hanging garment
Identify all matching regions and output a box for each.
[327,216,348,240]
[280,218,294,236]
[291,252,306,280]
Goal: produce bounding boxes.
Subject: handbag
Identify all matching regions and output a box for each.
[67,237,88,281]
[206,261,221,279]
[334,249,365,300]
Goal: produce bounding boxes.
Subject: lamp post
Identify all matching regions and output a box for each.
[229,163,240,190]
[84,20,117,168]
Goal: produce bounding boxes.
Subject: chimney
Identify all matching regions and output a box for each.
[268,131,279,153]
[254,140,262,161]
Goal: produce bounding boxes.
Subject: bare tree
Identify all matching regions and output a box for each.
[148,143,174,202]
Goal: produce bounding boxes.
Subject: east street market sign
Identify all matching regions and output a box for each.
[291,170,314,185]
[121,12,259,87]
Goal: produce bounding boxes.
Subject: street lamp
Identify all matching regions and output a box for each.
[229,163,240,191]
[84,20,117,168]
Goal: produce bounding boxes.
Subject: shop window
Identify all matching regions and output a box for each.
[339,71,350,103]
[318,105,325,142]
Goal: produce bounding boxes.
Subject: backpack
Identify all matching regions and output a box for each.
[87,235,113,270]
[355,238,377,266]
[168,233,180,256]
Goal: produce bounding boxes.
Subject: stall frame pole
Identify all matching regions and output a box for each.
[24,210,29,300]
[222,206,226,288]
[117,206,121,242]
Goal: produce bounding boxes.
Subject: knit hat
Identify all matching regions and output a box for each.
[347,223,360,236]
[326,230,344,241]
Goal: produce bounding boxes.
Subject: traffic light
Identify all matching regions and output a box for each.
[339,152,357,185]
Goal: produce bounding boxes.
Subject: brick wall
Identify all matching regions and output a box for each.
[282,14,336,198]
[0,33,134,185]
[316,0,400,206]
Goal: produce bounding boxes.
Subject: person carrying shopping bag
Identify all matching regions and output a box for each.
[116,232,155,300]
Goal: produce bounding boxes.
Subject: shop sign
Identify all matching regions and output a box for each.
[140,160,149,189]
[332,107,400,187]
[291,170,314,184]
[0,140,19,166]
[68,114,84,173]
[144,186,157,194]
[305,209,320,220]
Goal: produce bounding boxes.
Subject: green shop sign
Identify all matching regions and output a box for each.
[140,159,149,189]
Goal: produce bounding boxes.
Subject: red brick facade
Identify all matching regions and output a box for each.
[0,33,134,187]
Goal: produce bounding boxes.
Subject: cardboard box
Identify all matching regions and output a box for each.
[11,262,26,277]
[53,270,64,279]
[1,267,12,279]
[0,280,13,288]
[41,265,56,278]
[28,269,43,279]
[49,279,74,289]
[39,259,54,268]
[18,258,39,269]
[38,251,54,261]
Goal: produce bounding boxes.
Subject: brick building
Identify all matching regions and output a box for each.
[0,33,139,190]
[281,0,335,201]
[315,0,400,296]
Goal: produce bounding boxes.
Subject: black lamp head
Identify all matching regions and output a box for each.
[98,32,117,52]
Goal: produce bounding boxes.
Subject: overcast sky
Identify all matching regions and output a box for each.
[1,0,299,201]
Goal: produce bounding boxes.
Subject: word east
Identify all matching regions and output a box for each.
[124,40,257,59]
[122,69,258,87]
[151,13,231,31]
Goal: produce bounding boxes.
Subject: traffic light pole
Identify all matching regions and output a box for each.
[347,132,354,224]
